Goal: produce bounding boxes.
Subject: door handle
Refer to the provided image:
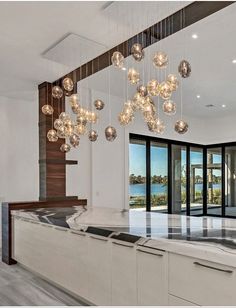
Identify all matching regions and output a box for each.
[194,261,233,274]
[137,248,163,257]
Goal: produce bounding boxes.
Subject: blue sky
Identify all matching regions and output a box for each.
[129,144,209,177]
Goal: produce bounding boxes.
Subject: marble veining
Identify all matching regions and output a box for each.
[11,206,236,266]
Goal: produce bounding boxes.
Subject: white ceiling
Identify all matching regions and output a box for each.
[80,2,236,118]
[0,1,188,101]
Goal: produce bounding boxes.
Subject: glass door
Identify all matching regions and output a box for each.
[207,147,222,215]
[129,139,146,210]
[190,147,203,215]
[225,146,236,217]
[171,145,187,214]
[150,142,168,212]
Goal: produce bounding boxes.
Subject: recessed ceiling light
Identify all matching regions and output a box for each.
[232,59,236,64]
[121,67,127,71]
[222,104,226,108]
[192,34,198,39]
[196,95,200,99]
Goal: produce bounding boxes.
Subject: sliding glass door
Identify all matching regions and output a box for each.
[190,147,203,215]
[225,146,236,217]
[151,142,168,212]
[207,147,222,215]
[129,139,146,210]
[171,145,187,214]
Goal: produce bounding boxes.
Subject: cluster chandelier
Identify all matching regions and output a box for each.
[42,16,191,152]
[112,42,191,135]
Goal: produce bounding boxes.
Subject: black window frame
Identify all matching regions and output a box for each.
[129,133,236,219]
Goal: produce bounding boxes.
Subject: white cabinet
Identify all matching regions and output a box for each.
[137,246,168,305]
[12,218,89,301]
[168,295,198,306]
[169,253,236,306]
[111,241,137,305]
[87,235,111,305]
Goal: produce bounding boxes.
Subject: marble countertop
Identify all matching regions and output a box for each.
[11,206,236,267]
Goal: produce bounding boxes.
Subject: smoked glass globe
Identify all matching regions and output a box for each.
[111,51,124,69]
[131,43,144,62]
[175,120,189,134]
[94,99,105,111]
[137,85,147,97]
[52,86,63,99]
[178,60,191,78]
[76,115,87,126]
[88,130,98,142]
[60,143,71,153]
[105,126,117,142]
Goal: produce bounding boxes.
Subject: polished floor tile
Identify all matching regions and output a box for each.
[0,255,86,306]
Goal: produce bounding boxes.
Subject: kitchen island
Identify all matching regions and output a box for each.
[11,206,236,306]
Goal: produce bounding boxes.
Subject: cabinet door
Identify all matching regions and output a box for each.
[137,247,168,305]
[111,241,137,305]
[87,236,111,305]
[169,253,236,305]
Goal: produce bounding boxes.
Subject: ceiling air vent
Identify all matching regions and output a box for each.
[205,104,215,108]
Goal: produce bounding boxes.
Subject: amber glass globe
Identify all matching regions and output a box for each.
[52,86,63,99]
[162,100,176,115]
[62,77,74,92]
[69,133,80,148]
[147,79,159,96]
[175,120,189,134]
[131,43,144,62]
[153,51,168,68]
[47,129,58,142]
[60,143,71,153]
[128,68,140,85]
[94,99,105,111]
[42,104,54,115]
[111,51,124,69]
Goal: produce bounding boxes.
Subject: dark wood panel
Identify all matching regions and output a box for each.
[2,199,87,265]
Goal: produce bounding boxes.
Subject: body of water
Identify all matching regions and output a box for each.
[129,183,221,196]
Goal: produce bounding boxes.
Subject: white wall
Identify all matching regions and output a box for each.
[0,95,39,203]
[67,89,235,209]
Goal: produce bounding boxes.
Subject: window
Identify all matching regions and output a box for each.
[151,142,168,212]
[207,148,222,215]
[129,139,146,209]
[190,147,203,215]
[225,146,236,217]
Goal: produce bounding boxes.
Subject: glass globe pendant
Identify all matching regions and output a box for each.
[94,99,105,111]
[137,85,147,97]
[153,51,168,68]
[52,86,63,99]
[54,119,63,130]
[128,68,140,85]
[118,112,133,126]
[105,126,117,142]
[75,124,87,135]
[76,115,87,126]
[62,77,74,92]
[88,130,98,142]
[147,79,159,96]
[59,112,70,122]
[42,104,54,115]
[175,120,189,134]
[57,126,67,138]
[69,133,80,148]
[131,43,144,62]
[111,51,124,69]
[89,112,98,124]
[47,129,58,142]
[69,94,79,106]
[163,100,176,115]
[178,60,191,78]
[159,81,172,100]
[167,74,179,91]
[155,118,165,134]
[60,143,71,153]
